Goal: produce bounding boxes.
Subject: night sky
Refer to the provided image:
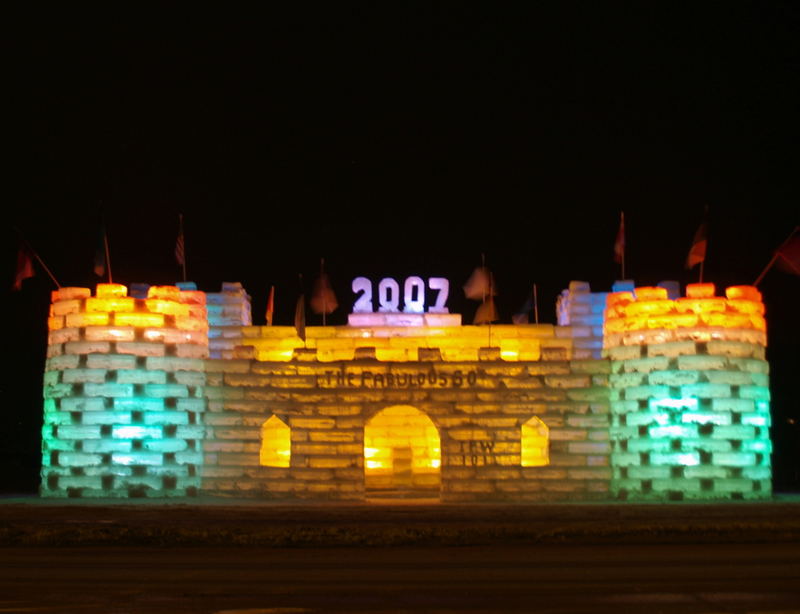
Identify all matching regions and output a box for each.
[4,5,798,492]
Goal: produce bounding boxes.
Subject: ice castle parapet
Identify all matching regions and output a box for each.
[604,283,766,349]
[555,281,608,360]
[206,282,252,359]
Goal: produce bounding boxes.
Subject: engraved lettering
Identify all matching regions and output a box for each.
[361,371,372,387]
[320,368,478,389]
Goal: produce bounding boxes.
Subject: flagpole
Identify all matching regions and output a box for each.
[103,226,112,284]
[613,210,626,280]
[753,252,779,287]
[13,227,62,288]
[478,253,491,344]
[297,273,307,349]
[320,258,326,327]
[620,212,626,280]
[29,245,62,289]
[533,283,539,325]
[179,214,187,282]
[754,226,800,286]
[699,205,709,284]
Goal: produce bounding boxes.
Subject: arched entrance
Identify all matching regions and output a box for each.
[364,405,441,497]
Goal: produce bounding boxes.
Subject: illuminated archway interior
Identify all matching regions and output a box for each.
[260,415,291,467]
[364,405,441,491]
[521,416,549,467]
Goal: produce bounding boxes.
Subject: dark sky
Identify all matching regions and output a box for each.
[3,5,799,491]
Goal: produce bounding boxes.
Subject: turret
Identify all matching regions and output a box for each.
[40,283,208,498]
[605,283,771,501]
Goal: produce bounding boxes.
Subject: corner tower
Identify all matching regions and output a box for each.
[605,283,771,501]
[40,283,208,498]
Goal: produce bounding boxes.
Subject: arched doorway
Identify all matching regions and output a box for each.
[364,405,441,497]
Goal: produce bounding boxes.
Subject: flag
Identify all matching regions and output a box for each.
[265,286,275,326]
[775,232,800,275]
[294,294,306,341]
[463,267,496,300]
[94,224,107,277]
[511,312,529,325]
[512,294,534,324]
[13,243,35,290]
[613,211,625,264]
[175,215,185,267]
[686,219,708,269]
[473,297,499,325]
[310,273,338,315]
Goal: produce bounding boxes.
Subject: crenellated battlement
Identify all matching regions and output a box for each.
[46,284,209,360]
[604,283,766,350]
[235,323,572,363]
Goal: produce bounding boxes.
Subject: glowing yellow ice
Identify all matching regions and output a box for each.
[241,325,558,362]
[260,415,291,467]
[364,406,441,490]
[604,283,766,345]
[521,416,549,467]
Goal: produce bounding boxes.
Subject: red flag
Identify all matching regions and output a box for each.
[94,224,107,277]
[310,273,338,315]
[775,232,800,275]
[613,211,625,264]
[463,267,497,300]
[265,286,275,326]
[686,220,708,269]
[473,296,499,325]
[294,294,306,341]
[175,219,186,267]
[13,243,35,290]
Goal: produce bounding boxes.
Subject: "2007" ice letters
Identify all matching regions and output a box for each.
[352,277,449,314]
